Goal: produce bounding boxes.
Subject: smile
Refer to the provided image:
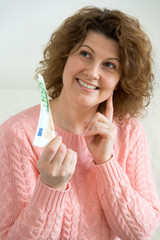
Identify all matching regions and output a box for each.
[76,78,99,90]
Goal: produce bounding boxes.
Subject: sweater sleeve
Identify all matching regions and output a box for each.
[0,124,69,240]
[93,120,160,240]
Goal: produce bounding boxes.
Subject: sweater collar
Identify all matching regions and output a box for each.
[54,121,87,150]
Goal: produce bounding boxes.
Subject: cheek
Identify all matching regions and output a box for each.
[62,59,74,84]
[63,56,84,79]
[102,75,119,90]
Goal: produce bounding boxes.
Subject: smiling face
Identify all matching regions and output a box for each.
[61,31,120,109]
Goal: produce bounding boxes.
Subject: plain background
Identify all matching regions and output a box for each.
[0,0,160,239]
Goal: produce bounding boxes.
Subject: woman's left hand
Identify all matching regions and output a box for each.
[84,95,117,165]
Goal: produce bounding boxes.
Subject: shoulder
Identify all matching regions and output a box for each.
[115,117,145,133]
[114,117,147,147]
[0,105,40,146]
[127,118,146,139]
[113,117,149,166]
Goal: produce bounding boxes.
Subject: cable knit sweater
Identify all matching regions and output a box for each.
[0,105,160,240]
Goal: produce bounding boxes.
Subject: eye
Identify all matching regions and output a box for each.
[104,62,116,69]
[80,50,91,58]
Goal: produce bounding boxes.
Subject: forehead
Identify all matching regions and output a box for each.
[70,31,119,60]
[81,31,119,57]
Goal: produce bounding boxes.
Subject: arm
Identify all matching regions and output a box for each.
[0,125,69,240]
[94,121,160,240]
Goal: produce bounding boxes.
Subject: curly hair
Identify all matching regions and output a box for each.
[36,6,154,120]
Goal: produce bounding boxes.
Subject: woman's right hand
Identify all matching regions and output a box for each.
[37,136,77,190]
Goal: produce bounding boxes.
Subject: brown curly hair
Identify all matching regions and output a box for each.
[36,6,154,120]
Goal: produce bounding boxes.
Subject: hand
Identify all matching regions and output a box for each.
[37,136,77,190]
[84,95,117,165]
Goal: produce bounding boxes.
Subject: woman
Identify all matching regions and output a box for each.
[0,6,160,240]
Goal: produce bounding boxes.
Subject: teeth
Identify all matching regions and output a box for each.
[77,79,97,90]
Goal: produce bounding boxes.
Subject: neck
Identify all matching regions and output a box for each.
[50,93,98,135]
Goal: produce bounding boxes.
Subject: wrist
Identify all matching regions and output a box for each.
[40,176,68,190]
[94,154,113,165]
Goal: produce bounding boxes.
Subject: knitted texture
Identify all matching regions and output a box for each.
[0,105,160,240]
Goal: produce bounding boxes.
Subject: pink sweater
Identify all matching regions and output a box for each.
[0,105,160,240]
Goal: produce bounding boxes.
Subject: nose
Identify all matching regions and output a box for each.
[83,63,100,80]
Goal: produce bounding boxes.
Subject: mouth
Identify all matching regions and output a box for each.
[76,78,100,90]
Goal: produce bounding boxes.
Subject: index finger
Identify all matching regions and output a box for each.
[105,95,113,122]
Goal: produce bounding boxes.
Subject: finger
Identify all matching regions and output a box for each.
[62,149,77,167]
[105,95,113,122]
[62,148,73,166]
[88,112,109,127]
[84,113,110,136]
[85,135,95,145]
[51,143,67,165]
[69,151,77,173]
[62,148,77,165]
[39,136,62,164]
[85,123,113,138]
[83,120,91,135]
[71,151,77,171]
[62,149,77,175]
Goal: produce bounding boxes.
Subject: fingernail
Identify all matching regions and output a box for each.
[58,135,62,140]
[83,127,89,136]
[84,119,91,125]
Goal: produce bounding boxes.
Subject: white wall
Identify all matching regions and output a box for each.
[0,0,160,89]
[0,0,160,239]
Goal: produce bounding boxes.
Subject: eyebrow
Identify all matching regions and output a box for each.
[81,44,94,53]
[107,57,120,62]
[81,44,120,62]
